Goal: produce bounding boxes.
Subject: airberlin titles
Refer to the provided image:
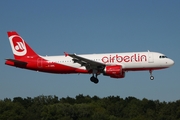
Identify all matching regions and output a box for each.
[102,54,147,63]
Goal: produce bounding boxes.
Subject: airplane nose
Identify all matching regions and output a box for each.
[169,59,174,66]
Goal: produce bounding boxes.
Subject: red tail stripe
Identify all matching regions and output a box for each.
[7,31,19,37]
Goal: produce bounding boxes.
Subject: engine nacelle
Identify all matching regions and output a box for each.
[103,65,125,78]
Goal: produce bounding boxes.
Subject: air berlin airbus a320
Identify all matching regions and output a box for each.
[5,31,174,84]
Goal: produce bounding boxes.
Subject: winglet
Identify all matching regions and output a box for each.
[64,52,69,57]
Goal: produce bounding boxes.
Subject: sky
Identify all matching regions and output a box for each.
[0,0,179,102]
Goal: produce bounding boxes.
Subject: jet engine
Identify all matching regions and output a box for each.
[103,65,125,78]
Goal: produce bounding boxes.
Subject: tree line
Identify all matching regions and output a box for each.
[0,94,180,120]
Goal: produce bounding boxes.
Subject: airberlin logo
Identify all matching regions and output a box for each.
[15,42,25,51]
[102,54,147,63]
[9,35,27,56]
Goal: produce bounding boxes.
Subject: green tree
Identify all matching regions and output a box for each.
[0,101,26,120]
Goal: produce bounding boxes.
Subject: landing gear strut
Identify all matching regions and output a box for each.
[149,70,154,80]
[90,70,99,84]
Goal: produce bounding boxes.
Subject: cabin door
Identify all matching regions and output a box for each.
[148,52,154,63]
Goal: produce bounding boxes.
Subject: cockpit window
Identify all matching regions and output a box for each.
[159,55,168,58]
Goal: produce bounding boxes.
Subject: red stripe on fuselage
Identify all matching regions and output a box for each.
[5,58,89,74]
[33,62,89,74]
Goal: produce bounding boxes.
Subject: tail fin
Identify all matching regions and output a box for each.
[7,31,39,60]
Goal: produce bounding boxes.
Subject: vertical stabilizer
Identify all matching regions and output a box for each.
[7,31,39,60]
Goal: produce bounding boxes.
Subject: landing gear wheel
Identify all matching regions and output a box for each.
[90,76,99,84]
[94,78,99,84]
[150,76,154,80]
[90,76,95,82]
[90,70,99,84]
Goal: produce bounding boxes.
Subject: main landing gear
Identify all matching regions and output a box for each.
[90,69,99,84]
[90,74,99,84]
[149,70,154,80]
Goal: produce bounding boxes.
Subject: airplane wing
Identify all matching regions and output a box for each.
[64,52,105,71]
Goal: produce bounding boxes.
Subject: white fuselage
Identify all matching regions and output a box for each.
[41,51,174,71]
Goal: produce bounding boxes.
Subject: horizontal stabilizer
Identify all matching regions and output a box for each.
[5,59,27,68]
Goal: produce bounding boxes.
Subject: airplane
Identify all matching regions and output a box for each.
[5,31,174,84]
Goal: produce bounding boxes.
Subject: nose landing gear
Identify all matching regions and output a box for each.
[150,76,154,80]
[149,70,154,80]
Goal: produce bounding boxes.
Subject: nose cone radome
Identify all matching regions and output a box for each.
[169,59,174,66]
